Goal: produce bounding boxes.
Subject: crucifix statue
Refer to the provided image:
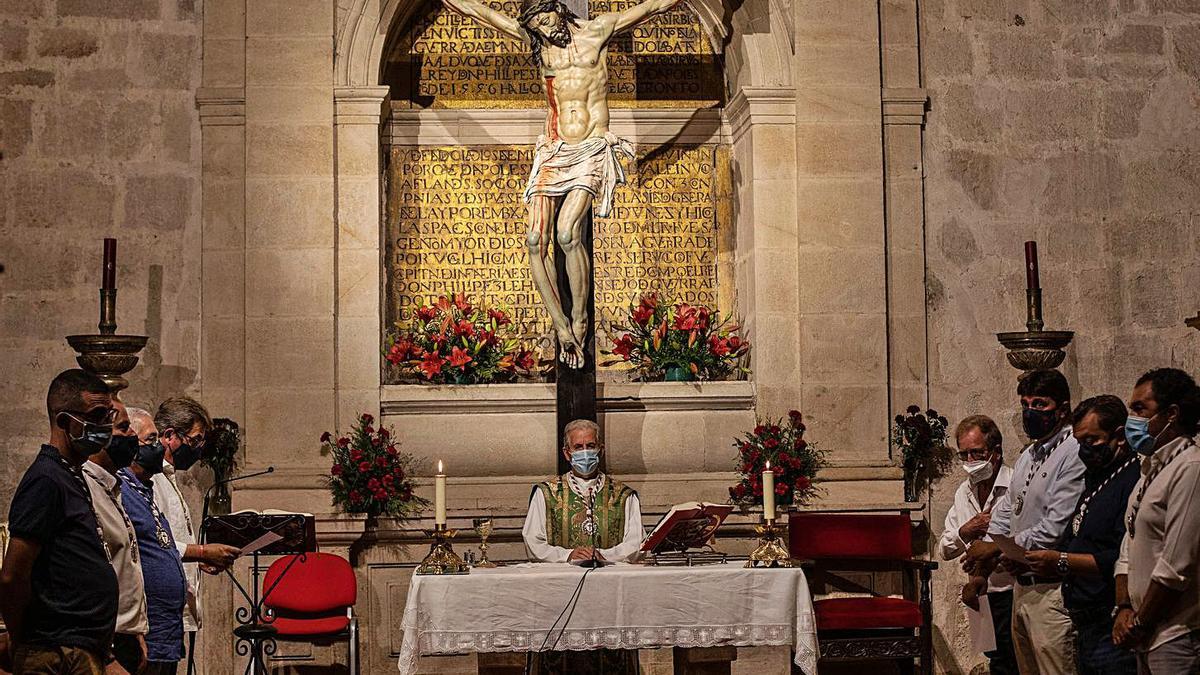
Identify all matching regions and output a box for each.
[441,0,681,369]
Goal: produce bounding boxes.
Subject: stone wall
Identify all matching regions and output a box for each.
[922,1,1200,671]
[0,0,203,508]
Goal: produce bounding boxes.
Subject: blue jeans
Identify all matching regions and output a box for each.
[1137,630,1200,675]
[1072,607,1137,675]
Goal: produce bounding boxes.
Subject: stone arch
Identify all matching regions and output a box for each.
[335,0,792,90]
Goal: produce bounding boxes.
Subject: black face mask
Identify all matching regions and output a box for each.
[106,435,139,469]
[171,441,202,472]
[1022,407,1060,440]
[135,441,167,476]
[1077,439,1117,471]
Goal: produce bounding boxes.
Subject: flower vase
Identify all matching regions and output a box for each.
[209,479,232,516]
[903,467,924,502]
[665,365,695,382]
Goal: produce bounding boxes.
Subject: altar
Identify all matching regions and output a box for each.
[398,562,818,675]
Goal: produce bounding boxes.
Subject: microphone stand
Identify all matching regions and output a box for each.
[199,466,275,544]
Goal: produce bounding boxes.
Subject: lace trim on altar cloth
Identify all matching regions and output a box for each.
[399,623,819,675]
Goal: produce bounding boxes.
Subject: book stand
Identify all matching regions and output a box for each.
[202,512,317,675]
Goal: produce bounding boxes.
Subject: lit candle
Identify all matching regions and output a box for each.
[762,461,775,521]
[102,238,117,290]
[1024,240,1040,290]
[434,460,446,525]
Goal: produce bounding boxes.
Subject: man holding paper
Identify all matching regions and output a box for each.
[964,369,1086,674]
[940,415,1016,675]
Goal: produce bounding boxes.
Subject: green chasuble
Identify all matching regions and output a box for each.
[535,474,635,550]
[528,474,640,675]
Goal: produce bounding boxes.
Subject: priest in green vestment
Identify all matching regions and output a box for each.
[521,419,646,674]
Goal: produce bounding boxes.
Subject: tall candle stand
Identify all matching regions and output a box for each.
[745,517,793,569]
[415,524,470,575]
[68,239,147,393]
[996,241,1073,372]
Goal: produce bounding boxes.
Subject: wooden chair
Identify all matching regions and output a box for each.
[788,513,936,675]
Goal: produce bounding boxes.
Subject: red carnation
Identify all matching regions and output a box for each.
[349,489,362,503]
[775,481,789,496]
[375,456,388,468]
[795,476,811,491]
[764,437,779,450]
[320,431,332,443]
[350,449,363,462]
[361,413,374,425]
[753,425,766,436]
[387,444,399,456]
[367,478,380,491]
[337,437,350,448]
[358,461,371,473]
[331,464,343,476]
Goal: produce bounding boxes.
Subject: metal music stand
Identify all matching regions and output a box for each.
[202,512,317,675]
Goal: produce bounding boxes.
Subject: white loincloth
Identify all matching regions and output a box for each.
[523,131,635,218]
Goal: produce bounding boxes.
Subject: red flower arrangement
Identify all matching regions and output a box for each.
[729,410,827,508]
[603,293,751,381]
[385,292,541,384]
[322,413,427,519]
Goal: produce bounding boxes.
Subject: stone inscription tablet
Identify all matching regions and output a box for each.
[383,0,723,108]
[383,143,732,373]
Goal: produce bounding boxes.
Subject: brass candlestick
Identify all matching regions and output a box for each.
[472,517,498,568]
[68,241,147,394]
[745,518,793,569]
[416,523,469,575]
[996,287,1074,372]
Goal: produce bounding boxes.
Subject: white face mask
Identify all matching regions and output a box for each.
[963,459,995,484]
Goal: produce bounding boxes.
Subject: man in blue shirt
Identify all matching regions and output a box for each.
[0,369,120,673]
[965,369,1087,674]
[120,447,187,675]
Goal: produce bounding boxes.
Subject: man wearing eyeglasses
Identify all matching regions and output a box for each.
[940,415,1017,675]
[149,398,218,675]
[0,369,120,674]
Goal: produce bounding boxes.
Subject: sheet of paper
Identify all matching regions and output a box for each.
[992,534,1028,562]
[968,593,997,652]
[238,531,283,556]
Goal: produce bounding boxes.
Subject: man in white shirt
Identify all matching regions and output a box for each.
[1112,368,1200,674]
[82,398,149,674]
[521,419,645,674]
[941,415,1016,675]
[965,369,1087,675]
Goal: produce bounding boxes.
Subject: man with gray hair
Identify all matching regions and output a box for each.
[520,419,646,673]
[522,419,645,563]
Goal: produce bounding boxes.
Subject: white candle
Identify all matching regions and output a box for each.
[762,461,775,521]
[434,460,447,525]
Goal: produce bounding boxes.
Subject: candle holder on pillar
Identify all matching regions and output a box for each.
[745,517,793,569]
[416,523,470,575]
[996,241,1073,372]
[68,239,147,394]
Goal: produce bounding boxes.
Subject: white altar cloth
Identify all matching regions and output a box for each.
[397,561,818,674]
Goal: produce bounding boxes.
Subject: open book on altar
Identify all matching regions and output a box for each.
[640,502,735,553]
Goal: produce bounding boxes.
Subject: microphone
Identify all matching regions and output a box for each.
[199,466,275,541]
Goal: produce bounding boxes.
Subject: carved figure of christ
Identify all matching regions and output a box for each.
[440,0,681,368]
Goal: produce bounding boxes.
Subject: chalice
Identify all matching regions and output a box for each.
[472,517,498,568]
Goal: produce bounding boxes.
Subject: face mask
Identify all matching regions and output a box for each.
[135,441,167,476]
[569,448,600,476]
[1077,438,1117,470]
[62,413,113,456]
[106,435,139,469]
[172,441,201,472]
[963,459,995,484]
[1022,407,1060,440]
[1125,414,1162,455]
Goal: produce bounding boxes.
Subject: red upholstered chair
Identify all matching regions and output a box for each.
[789,513,937,675]
[262,552,359,674]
